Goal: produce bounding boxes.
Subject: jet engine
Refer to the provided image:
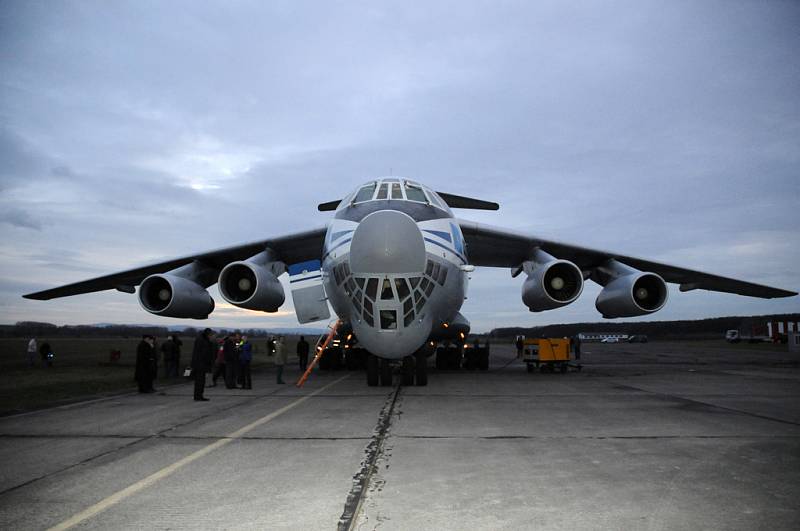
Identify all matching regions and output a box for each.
[520,251,584,312]
[218,259,285,312]
[595,271,668,318]
[138,274,214,319]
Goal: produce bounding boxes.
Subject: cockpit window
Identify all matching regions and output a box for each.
[376,183,388,200]
[404,182,427,203]
[380,310,398,330]
[353,183,377,203]
[391,183,403,199]
[380,278,394,300]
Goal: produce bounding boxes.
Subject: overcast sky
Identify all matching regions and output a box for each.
[1,0,798,332]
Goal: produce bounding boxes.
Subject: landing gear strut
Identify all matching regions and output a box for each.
[414,351,428,386]
[367,354,379,387]
[401,356,414,386]
[380,358,392,386]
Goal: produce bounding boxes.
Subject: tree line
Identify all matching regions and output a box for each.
[489,313,800,340]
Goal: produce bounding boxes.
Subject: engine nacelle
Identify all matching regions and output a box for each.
[218,261,285,312]
[595,272,668,318]
[522,259,584,312]
[138,274,214,319]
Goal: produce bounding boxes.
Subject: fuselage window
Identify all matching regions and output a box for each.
[404,311,415,327]
[431,262,440,281]
[376,183,388,200]
[391,183,403,199]
[425,261,434,277]
[364,311,374,327]
[364,298,373,316]
[354,183,377,203]
[380,278,394,300]
[380,310,398,330]
[403,297,413,315]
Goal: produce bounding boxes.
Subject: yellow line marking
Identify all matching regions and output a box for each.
[49,374,351,531]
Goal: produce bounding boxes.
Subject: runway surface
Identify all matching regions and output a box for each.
[1,342,799,530]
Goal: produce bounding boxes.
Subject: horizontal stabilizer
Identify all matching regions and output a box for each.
[317,200,341,212]
[437,192,499,210]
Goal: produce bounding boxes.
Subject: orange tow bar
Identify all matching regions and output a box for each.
[295,319,342,388]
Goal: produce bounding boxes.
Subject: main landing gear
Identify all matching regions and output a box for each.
[367,351,428,387]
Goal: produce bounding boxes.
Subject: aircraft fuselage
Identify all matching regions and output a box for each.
[321,178,468,359]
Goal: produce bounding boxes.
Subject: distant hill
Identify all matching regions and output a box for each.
[490,313,800,341]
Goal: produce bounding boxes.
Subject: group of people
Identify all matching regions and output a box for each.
[134,334,184,393]
[190,331,309,401]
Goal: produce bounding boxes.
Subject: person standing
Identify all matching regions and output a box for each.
[515,336,524,359]
[223,333,240,389]
[191,328,216,401]
[573,335,582,360]
[296,336,309,372]
[274,336,287,384]
[39,341,53,367]
[27,337,37,367]
[239,335,253,389]
[135,335,157,393]
[161,335,178,379]
[211,338,225,387]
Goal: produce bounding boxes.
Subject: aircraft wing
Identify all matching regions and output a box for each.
[457,219,796,299]
[23,227,327,300]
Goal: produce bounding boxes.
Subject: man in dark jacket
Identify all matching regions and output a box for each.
[223,333,240,389]
[135,335,157,393]
[296,336,310,372]
[191,328,216,401]
[161,335,181,379]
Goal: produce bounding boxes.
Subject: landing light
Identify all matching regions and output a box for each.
[459,332,465,339]
[443,323,449,328]
[346,334,353,341]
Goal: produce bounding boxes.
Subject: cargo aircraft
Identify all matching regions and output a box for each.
[24,178,796,385]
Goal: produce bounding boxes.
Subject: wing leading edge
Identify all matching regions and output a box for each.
[23,227,327,300]
[457,220,796,299]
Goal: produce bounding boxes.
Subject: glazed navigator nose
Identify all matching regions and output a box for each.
[349,210,426,274]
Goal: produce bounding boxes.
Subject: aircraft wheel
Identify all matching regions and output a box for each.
[415,351,428,386]
[380,358,392,386]
[401,356,414,386]
[367,354,379,386]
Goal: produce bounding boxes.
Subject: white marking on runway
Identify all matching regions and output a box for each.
[48,374,351,531]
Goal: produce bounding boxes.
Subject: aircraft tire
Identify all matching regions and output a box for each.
[415,351,428,386]
[380,358,392,386]
[367,354,379,386]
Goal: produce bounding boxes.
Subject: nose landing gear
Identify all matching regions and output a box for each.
[366,351,428,387]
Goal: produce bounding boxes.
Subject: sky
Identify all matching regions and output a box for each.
[1,0,798,333]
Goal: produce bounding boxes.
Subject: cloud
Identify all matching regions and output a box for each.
[0,1,798,330]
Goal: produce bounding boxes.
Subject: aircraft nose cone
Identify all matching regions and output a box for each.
[349,210,426,274]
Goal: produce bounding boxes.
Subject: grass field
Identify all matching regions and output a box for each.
[0,337,298,415]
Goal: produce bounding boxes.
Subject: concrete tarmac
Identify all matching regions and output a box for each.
[0,342,798,530]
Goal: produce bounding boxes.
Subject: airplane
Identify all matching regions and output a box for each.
[24,177,797,386]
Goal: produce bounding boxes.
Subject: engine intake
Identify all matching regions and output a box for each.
[596,272,668,318]
[522,257,584,312]
[219,261,285,312]
[138,274,214,319]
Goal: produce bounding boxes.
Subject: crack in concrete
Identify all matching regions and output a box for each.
[337,385,401,531]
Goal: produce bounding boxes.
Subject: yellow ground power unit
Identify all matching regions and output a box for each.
[522,338,579,373]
